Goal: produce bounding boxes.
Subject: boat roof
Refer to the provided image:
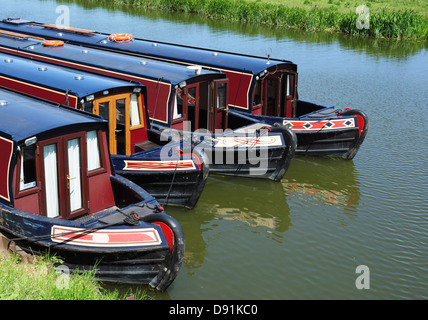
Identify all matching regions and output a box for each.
[0,24,227,86]
[0,52,145,99]
[0,87,105,143]
[0,18,298,75]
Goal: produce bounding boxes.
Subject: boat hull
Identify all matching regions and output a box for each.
[113,145,209,209]
[0,177,185,291]
[228,107,368,160]
[160,124,297,181]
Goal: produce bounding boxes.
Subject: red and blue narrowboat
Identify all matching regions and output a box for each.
[0,28,297,181]
[0,52,208,209]
[0,87,184,291]
[1,18,367,159]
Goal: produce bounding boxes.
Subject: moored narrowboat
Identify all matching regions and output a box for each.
[0,29,297,181]
[0,87,184,291]
[0,52,208,209]
[1,18,368,159]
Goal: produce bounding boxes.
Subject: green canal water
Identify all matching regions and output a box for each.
[1,0,427,300]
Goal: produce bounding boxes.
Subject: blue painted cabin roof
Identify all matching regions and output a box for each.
[0,19,298,75]
[0,87,105,143]
[0,25,226,86]
[0,52,145,100]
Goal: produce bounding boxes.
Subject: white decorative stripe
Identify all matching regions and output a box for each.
[51,225,162,247]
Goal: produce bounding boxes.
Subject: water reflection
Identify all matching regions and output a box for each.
[177,175,291,270]
[282,156,360,215]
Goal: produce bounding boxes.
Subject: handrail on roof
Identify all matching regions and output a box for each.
[0,29,44,40]
[28,22,96,35]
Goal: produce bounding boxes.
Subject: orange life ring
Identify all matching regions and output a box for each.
[42,40,64,47]
[108,33,133,42]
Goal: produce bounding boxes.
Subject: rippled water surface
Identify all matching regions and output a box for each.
[1,0,427,299]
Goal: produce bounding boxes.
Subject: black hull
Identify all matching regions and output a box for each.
[228,108,368,160]
[205,126,296,181]
[118,167,208,209]
[295,128,362,159]
[113,133,210,209]
[293,109,368,160]
[0,229,169,285]
[0,186,185,291]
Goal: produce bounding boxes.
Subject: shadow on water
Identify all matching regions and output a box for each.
[55,0,428,60]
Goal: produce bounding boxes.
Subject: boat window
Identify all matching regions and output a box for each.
[115,98,126,155]
[188,87,196,109]
[98,101,110,121]
[116,98,126,125]
[43,143,60,218]
[253,80,261,106]
[173,89,183,120]
[67,138,83,213]
[266,78,277,115]
[82,101,94,113]
[19,144,37,191]
[87,130,101,171]
[130,94,141,127]
[286,74,291,97]
[216,82,227,109]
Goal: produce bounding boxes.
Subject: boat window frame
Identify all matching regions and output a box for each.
[172,88,184,125]
[86,129,108,178]
[92,93,132,155]
[184,84,200,131]
[252,78,263,111]
[129,93,146,131]
[14,144,40,200]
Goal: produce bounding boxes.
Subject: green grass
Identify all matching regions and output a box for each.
[118,0,428,40]
[243,0,428,17]
[0,253,151,300]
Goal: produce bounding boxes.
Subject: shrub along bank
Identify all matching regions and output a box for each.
[118,0,428,40]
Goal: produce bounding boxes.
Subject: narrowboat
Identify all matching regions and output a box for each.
[0,52,208,209]
[0,29,297,181]
[0,87,184,291]
[0,18,368,159]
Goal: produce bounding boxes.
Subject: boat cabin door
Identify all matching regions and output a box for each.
[182,84,199,132]
[211,79,229,131]
[263,75,281,117]
[93,94,130,155]
[181,80,228,132]
[39,132,89,219]
[282,72,296,118]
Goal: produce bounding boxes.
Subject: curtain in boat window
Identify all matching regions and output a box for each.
[43,144,59,218]
[130,94,141,127]
[87,131,101,171]
[67,138,82,212]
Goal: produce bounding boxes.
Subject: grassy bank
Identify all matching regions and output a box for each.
[0,253,149,300]
[118,0,428,40]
